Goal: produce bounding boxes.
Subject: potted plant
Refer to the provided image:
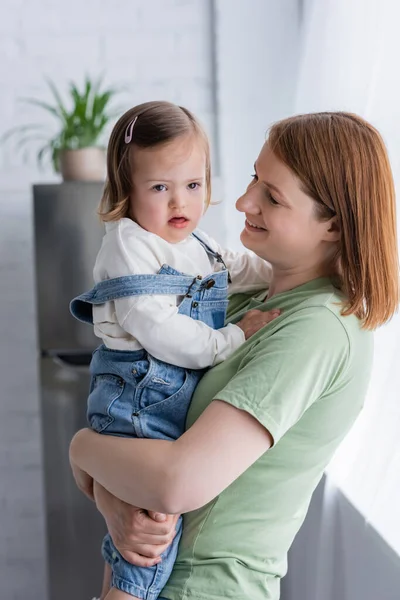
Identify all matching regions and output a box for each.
[1,76,120,181]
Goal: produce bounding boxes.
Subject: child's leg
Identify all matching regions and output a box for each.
[100,563,112,600]
[101,562,140,600]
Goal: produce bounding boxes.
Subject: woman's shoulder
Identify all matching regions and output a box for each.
[265,285,374,372]
[298,283,372,342]
[229,279,373,363]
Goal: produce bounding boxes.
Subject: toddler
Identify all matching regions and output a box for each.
[71,101,278,600]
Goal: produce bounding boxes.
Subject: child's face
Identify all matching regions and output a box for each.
[129,134,207,243]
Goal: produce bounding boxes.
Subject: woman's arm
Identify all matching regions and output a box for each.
[93,482,179,567]
[70,400,273,514]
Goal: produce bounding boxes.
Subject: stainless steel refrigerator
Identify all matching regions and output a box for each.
[34,183,107,600]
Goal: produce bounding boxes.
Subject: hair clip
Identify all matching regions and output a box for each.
[125,116,138,144]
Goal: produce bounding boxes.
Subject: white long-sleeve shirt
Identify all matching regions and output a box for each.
[93,218,272,369]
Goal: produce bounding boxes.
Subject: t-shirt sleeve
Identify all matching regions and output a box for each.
[216,307,350,444]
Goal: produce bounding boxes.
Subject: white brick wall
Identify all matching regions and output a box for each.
[215,0,301,248]
[0,0,215,192]
[0,2,214,598]
[0,2,302,597]
[0,191,46,600]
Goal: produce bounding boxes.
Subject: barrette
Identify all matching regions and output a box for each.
[125,116,138,144]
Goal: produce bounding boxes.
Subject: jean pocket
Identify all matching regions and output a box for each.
[87,373,125,433]
[139,368,199,439]
[131,356,150,384]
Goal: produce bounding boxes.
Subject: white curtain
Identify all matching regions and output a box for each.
[295,0,400,557]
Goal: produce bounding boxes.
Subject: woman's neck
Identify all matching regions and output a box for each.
[267,263,332,299]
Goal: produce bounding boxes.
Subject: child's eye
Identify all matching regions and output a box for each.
[251,173,258,182]
[152,184,167,192]
[188,182,201,190]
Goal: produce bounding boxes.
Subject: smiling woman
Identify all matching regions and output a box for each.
[237,143,342,299]
[70,111,399,600]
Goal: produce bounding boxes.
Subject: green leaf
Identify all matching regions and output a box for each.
[20,98,65,122]
[45,77,69,121]
[37,144,51,169]
[11,133,49,151]
[1,74,122,169]
[0,124,47,143]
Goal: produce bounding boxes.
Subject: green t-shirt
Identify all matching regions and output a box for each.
[162,277,373,600]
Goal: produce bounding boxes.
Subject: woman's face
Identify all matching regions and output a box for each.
[236,143,338,270]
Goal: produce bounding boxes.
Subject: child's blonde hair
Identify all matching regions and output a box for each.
[99,101,211,222]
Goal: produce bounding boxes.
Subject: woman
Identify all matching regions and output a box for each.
[70,112,399,600]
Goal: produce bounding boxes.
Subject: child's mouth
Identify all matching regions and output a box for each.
[168,217,189,228]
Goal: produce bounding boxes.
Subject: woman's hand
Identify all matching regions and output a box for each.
[93,481,179,567]
[70,458,94,501]
[236,308,280,339]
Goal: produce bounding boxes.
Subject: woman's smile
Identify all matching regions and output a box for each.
[245,218,268,232]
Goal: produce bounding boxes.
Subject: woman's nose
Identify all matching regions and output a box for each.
[236,187,258,213]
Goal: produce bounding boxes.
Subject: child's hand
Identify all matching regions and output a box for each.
[236,308,280,339]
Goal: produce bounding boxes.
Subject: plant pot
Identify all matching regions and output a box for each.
[59,147,106,182]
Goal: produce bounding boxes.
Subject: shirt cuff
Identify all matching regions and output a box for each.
[212,323,245,366]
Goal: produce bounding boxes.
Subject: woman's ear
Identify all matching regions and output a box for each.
[323,216,341,242]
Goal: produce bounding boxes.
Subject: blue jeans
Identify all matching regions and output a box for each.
[102,527,182,600]
[88,346,203,599]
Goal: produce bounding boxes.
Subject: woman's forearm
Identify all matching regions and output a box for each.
[70,429,179,513]
[70,401,272,514]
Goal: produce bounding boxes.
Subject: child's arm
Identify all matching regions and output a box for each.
[115,292,278,370]
[95,222,276,370]
[198,231,272,294]
[116,295,244,369]
[221,247,272,293]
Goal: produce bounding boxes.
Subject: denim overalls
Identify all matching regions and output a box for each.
[70,232,229,600]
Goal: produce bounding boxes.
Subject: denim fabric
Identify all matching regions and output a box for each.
[70,233,229,598]
[88,346,204,441]
[102,523,182,600]
[70,230,230,328]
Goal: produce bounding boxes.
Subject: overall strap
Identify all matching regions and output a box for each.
[191,231,232,282]
[70,273,205,325]
[79,273,199,303]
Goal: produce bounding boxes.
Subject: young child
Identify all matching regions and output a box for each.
[70,101,278,600]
